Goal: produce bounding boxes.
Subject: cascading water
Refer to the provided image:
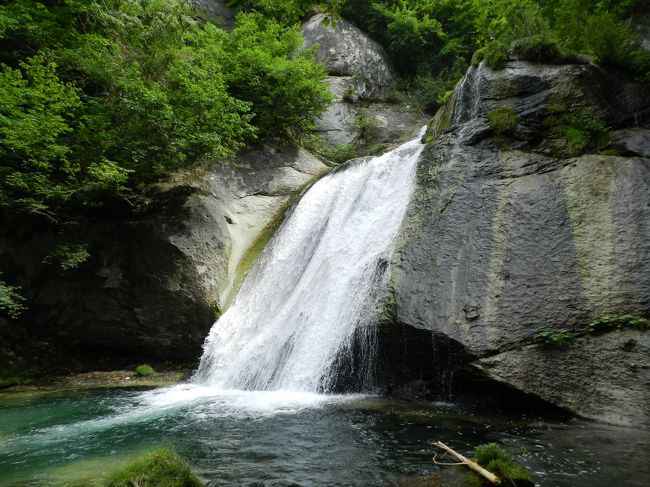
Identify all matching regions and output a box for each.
[193,127,428,393]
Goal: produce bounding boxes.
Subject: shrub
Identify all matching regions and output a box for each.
[224,12,332,138]
[105,448,203,487]
[225,1,343,25]
[0,275,25,319]
[545,103,608,156]
[42,244,90,271]
[354,109,379,141]
[467,443,533,487]
[510,35,563,62]
[473,41,509,70]
[488,107,518,135]
[135,364,155,377]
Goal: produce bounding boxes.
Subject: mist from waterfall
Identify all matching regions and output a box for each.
[193,127,427,393]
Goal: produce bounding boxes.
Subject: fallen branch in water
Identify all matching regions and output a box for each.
[433,441,502,485]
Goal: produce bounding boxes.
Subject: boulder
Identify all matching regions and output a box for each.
[303,14,411,148]
[302,14,395,100]
[191,0,235,30]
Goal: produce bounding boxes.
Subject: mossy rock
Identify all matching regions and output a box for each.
[466,443,533,487]
[488,107,518,135]
[510,35,564,63]
[473,41,509,70]
[105,448,203,487]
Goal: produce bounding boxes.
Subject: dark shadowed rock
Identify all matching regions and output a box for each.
[0,144,328,368]
[191,0,235,30]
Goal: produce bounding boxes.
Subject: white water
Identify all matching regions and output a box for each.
[452,61,484,124]
[193,127,427,392]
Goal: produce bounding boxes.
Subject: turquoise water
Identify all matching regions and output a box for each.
[1,385,648,486]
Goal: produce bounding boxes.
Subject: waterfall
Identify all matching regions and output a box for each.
[193,127,427,393]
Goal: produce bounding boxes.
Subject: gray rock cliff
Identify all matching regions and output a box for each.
[387,60,650,425]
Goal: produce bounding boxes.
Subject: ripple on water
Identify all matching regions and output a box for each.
[1,386,649,486]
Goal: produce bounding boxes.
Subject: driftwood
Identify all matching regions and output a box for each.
[433,441,501,485]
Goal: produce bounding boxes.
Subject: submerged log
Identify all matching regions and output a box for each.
[433,441,501,485]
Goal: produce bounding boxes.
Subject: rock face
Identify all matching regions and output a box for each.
[473,330,650,427]
[387,60,650,425]
[302,14,426,148]
[191,0,235,30]
[0,144,328,367]
[302,14,395,100]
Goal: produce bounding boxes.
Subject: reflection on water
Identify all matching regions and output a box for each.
[0,386,648,486]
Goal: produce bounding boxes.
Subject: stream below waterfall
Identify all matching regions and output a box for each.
[1,385,649,486]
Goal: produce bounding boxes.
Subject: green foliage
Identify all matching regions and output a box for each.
[224,12,332,138]
[342,0,648,117]
[226,0,343,25]
[105,448,203,487]
[535,329,574,347]
[510,35,563,62]
[42,244,90,270]
[0,274,26,319]
[0,1,331,220]
[299,133,358,163]
[546,103,608,156]
[407,58,467,112]
[354,109,379,140]
[472,40,509,70]
[468,443,533,487]
[135,364,155,377]
[587,315,649,334]
[488,107,518,134]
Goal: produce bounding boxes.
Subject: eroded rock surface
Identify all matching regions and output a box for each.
[388,60,650,425]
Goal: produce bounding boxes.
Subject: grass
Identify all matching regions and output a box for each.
[545,103,608,156]
[472,41,509,70]
[467,443,533,487]
[105,448,203,487]
[135,364,155,377]
[488,107,518,135]
[510,35,563,63]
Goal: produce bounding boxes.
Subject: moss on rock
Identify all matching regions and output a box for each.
[105,448,203,487]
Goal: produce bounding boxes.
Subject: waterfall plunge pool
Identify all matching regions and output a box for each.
[1,385,648,486]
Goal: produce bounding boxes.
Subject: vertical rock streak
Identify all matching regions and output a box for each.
[194,128,427,392]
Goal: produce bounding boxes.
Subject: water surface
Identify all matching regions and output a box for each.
[1,385,648,486]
